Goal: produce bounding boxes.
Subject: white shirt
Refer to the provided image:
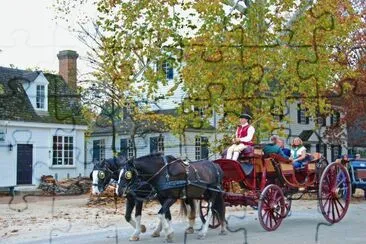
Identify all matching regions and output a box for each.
[290,146,306,159]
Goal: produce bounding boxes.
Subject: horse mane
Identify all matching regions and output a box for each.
[136,152,164,160]
[102,156,127,171]
[135,152,176,161]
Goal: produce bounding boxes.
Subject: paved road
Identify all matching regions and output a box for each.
[16,202,366,244]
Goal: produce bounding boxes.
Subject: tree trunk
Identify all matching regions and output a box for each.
[111,100,116,157]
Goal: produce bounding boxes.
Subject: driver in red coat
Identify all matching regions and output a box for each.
[226,114,255,161]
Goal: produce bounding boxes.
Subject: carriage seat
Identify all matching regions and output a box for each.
[268,153,292,164]
[221,145,256,160]
[238,146,255,160]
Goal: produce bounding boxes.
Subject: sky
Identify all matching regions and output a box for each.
[0,0,91,74]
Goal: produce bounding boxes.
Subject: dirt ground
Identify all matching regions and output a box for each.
[1,189,365,243]
[0,193,180,242]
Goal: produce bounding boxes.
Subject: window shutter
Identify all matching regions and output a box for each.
[122,107,128,120]
[150,137,158,153]
[323,144,327,159]
[201,137,209,159]
[120,139,128,158]
[93,140,100,162]
[331,146,334,162]
[316,144,320,153]
[297,104,301,123]
[306,116,309,124]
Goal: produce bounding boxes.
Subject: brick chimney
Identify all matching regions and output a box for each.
[57,50,78,89]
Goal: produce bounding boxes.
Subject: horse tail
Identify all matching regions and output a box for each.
[212,191,226,226]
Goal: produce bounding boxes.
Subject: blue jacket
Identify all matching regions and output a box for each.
[282,148,291,157]
[263,143,289,159]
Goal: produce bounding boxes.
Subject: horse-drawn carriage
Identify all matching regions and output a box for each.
[91,145,351,241]
[200,147,351,231]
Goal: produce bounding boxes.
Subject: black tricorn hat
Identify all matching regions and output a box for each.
[239,113,252,120]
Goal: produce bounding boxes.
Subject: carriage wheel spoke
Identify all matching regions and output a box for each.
[331,199,336,221]
[336,178,345,188]
[324,173,331,186]
[273,209,281,219]
[326,196,332,215]
[335,197,345,211]
[275,196,283,203]
[270,212,278,225]
[263,211,270,226]
[321,192,331,202]
[333,198,341,219]
[263,197,270,206]
[322,194,331,208]
[268,212,273,228]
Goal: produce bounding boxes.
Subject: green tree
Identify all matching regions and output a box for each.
[54,0,362,147]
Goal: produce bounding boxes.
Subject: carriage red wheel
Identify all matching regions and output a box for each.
[284,197,292,217]
[258,184,285,231]
[318,162,351,224]
[199,199,220,229]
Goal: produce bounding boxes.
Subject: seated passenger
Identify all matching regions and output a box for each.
[277,138,291,157]
[290,137,310,169]
[263,136,289,159]
[226,113,255,161]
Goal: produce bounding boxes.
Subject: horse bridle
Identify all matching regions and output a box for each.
[92,164,115,189]
[120,158,182,200]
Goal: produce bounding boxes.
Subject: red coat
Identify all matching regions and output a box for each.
[236,124,254,146]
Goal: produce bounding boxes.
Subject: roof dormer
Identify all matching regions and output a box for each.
[22,72,49,114]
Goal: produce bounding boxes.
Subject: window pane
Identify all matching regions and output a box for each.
[36,85,45,109]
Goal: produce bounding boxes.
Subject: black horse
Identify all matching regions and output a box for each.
[90,156,172,241]
[117,154,227,242]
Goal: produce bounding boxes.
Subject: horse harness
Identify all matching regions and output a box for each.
[127,156,223,201]
[159,156,223,195]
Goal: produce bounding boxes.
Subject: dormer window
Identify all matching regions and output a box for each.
[36,85,45,109]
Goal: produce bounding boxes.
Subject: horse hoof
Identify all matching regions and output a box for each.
[129,236,140,241]
[140,225,146,233]
[197,234,206,240]
[219,230,228,236]
[166,232,174,243]
[185,227,194,234]
[151,232,160,238]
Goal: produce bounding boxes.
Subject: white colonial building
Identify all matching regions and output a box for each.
[0,50,87,191]
[85,61,347,165]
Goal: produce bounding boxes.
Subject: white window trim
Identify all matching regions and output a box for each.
[127,139,134,159]
[93,139,105,162]
[158,135,164,153]
[32,73,48,112]
[195,137,201,160]
[299,109,307,124]
[52,136,74,166]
